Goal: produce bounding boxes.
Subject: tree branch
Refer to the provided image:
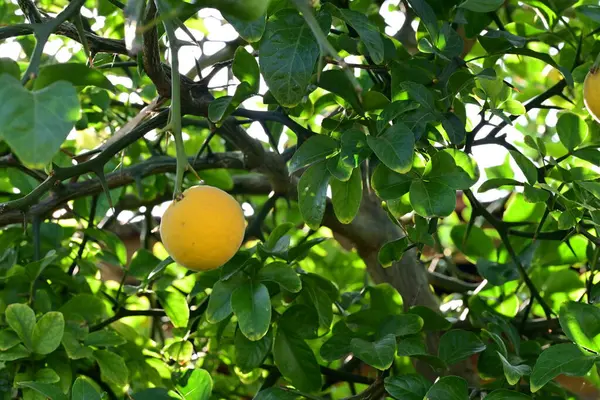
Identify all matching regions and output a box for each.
[90,308,166,332]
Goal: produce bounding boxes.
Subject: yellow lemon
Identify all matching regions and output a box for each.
[584,68,600,122]
[160,185,246,271]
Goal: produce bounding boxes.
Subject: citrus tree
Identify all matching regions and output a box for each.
[1,0,600,399]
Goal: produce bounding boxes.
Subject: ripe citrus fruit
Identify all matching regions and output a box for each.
[584,68,600,122]
[160,185,246,271]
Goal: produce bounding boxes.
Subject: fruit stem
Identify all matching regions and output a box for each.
[156,0,186,200]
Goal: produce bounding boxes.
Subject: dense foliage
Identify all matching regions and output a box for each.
[1,0,600,399]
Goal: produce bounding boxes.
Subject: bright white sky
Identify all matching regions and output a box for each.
[1,0,553,221]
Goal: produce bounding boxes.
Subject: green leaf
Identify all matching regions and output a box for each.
[177,369,212,400]
[384,374,431,400]
[530,343,595,393]
[31,312,64,355]
[498,352,531,385]
[484,390,531,399]
[273,329,322,393]
[235,328,273,372]
[206,279,237,323]
[408,306,451,331]
[329,6,384,64]
[460,0,504,13]
[478,178,522,192]
[146,256,175,282]
[523,184,550,203]
[231,281,271,341]
[424,151,477,190]
[331,168,362,224]
[262,223,294,258]
[438,330,486,365]
[33,63,115,92]
[157,290,189,329]
[34,368,59,384]
[232,47,259,93]
[559,301,600,353]
[71,377,102,400]
[279,305,319,339]
[509,150,537,185]
[17,382,67,400]
[367,123,415,174]
[208,96,234,123]
[450,224,495,260]
[327,154,354,181]
[254,387,299,400]
[222,11,266,42]
[131,388,177,400]
[379,314,424,337]
[164,340,193,363]
[0,343,31,361]
[378,237,410,267]
[93,349,129,387]
[442,113,466,145]
[59,294,106,323]
[0,58,20,79]
[0,329,20,351]
[409,179,456,217]
[424,376,469,400]
[318,69,363,113]
[288,135,339,174]
[128,248,161,280]
[377,101,420,133]
[371,164,415,200]
[0,76,80,169]
[259,9,324,107]
[84,329,127,347]
[340,128,372,167]
[258,262,302,293]
[320,322,354,361]
[5,303,36,349]
[298,161,331,230]
[557,112,588,151]
[400,82,438,114]
[350,334,396,370]
[362,91,390,111]
[406,0,439,40]
[499,100,526,115]
[302,275,334,330]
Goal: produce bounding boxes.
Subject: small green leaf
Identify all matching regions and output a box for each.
[378,237,410,267]
[232,47,259,92]
[71,377,102,400]
[0,75,80,169]
[557,112,588,151]
[530,343,595,393]
[93,349,129,387]
[384,374,431,400]
[460,0,504,13]
[177,369,213,400]
[302,275,335,330]
[84,329,127,347]
[499,99,526,115]
[350,334,396,370]
[208,96,233,123]
[379,314,424,338]
[0,58,20,79]
[34,63,115,92]
[164,340,193,363]
[408,306,451,331]
[478,178,522,192]
[498,352,531,385]
[128,248,161,280]
[5,303,36,349]
[367,123,415,174]
[59,294,106,324]
[484,390,531,399]
[340,128,372,167]
[222,10,266,42]
[258,262,302,293]
[438,330,486,365]
[0,343,31,361]
[157,290,189,329]
[450,224,495,260]
[34,368,60,384]
[206,279,237,323]
[0,329,20,351]
[559,301,600,353]
[17,382,67,400]
[231,281,271,341]
[318,69,363,113]
[409,179,456,217]
[254,387,298,400]
[288,135,339,174]
[279,305,319,339]
[442,113,466,145]
[406,0,439,40]
[31,312,64,355]
[331,167,362,224]
[298,161,331,229]
[523,184,550,204]
[235,328,273,372]
[509,150,537,185]
[273,329,322,393]
[259,9,326,107]
[371,164,415,200]
[425,376,468,400]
